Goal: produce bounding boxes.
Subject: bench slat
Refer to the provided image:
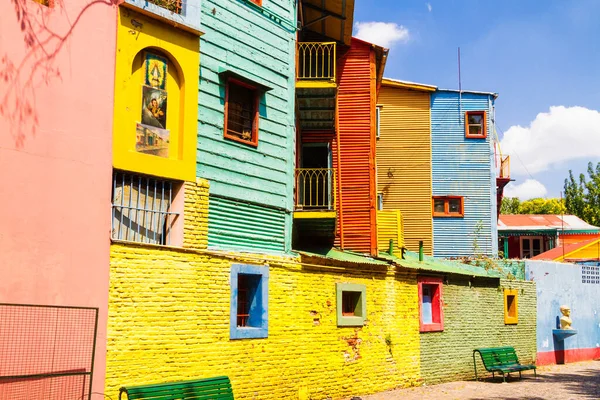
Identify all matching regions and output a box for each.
[120,376,234,400]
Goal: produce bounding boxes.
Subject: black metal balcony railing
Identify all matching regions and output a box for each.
[295,168,336,210]
[296,42,336,82]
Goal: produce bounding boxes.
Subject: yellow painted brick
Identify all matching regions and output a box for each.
[105,244,422,399]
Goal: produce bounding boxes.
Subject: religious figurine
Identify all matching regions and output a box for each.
[559,305,572,330]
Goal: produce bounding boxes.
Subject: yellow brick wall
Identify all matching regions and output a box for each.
[106,244,421,399]
[183,178,210,250]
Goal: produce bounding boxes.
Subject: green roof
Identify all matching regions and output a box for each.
[380,251,502,278]
[298,247,502,278]
[298,248,389,266]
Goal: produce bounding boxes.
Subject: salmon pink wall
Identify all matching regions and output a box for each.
[0,0,117,395]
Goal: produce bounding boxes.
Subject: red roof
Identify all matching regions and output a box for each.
[531,237,600,261]
[498,214,599,231]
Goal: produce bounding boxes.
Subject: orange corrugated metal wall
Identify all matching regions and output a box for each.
[377,86,433,255]
[333,39,377,255]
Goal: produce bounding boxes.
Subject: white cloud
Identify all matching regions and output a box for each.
[426,3,432,12]
[504,179,548,200]
[353,22,410,48]
[500,106,600,176]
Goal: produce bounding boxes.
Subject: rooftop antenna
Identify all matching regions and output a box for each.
[458,47,462,121]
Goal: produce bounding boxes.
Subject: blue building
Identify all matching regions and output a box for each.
[430,90,500,258]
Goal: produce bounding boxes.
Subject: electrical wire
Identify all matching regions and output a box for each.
[495,123,535,180]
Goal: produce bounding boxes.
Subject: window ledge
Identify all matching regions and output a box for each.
[230,326,268,340]
[420,323,444,333]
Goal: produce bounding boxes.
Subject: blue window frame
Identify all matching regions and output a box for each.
[230,264,269,339]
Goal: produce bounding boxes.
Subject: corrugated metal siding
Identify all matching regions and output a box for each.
[431,91,497,258]
[377,86,432,255]
[334,39,377,254]
[208,195,287,253]
[198,0,296,253]
[377,210,405,253]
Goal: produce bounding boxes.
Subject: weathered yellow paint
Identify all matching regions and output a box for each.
[377,85,433,255]
[105,177,422,400]
[112,7,199,181]
[377,210,405,254]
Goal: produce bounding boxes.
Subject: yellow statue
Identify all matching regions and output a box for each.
[559,305,572,330]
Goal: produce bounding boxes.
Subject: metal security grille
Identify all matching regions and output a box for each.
[112,171,179,245]
[581,265,600,284]
[0,304,98,400]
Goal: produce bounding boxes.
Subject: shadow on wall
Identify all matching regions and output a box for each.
[0,0,117,148]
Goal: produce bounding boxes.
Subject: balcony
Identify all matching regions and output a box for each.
[293,168,337,246]
[497,155,512,217]
[296,42,337,87]
[296,42,337,131]
[294,168,336,214]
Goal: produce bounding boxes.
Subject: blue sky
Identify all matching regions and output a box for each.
[353,0,600,199]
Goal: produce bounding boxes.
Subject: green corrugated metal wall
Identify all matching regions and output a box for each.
[208,196,287,253]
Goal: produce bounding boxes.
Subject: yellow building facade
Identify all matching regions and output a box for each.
[377,80,434,255]
[112,6,200,182]
[105,178,422,400]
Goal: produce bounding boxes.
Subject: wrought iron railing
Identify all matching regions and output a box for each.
[499,155,510,178]
[295,168,336,210]
[296,42,336,82]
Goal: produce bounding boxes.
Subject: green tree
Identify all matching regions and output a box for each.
[500,197,521,214]
[518,198,565,214]
[564,162,600,226]
[500,197,565,215]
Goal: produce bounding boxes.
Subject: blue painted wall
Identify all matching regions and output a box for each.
[198,0,296,253]
[526,260,600,355]
[431,91,498,258]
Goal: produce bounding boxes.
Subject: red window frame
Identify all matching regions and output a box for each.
[465,111,487,139]
[418,277,444,332]
[432,196,464,217]
[249,0,263,5]
[224,78,260,147]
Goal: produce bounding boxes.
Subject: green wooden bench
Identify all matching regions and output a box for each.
[473,347,536,383]
[119,376,234,399]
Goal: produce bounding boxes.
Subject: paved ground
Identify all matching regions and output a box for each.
[358,361,600,400]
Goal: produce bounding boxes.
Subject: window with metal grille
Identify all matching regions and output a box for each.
[224,79,259,147]
[230,264,269,340]
[465,111,487,139]
[111,171,180,245]
[581,265,600,284]
[147,0,183,14]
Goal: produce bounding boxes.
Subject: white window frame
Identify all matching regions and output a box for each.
[520,236,545,259]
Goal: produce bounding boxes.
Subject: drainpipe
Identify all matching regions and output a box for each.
[419,241,424,262]
[388,239,394,256]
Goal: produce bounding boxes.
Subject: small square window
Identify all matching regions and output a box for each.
[504,289,518,325]
[224,78,259,147]
[33,0,53,6]
[432,196,464,218]
[418,277,443,332]
[147,0,183,14]
[336,283,366,327]
[230,264,269,339]
[465,111,487,139]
